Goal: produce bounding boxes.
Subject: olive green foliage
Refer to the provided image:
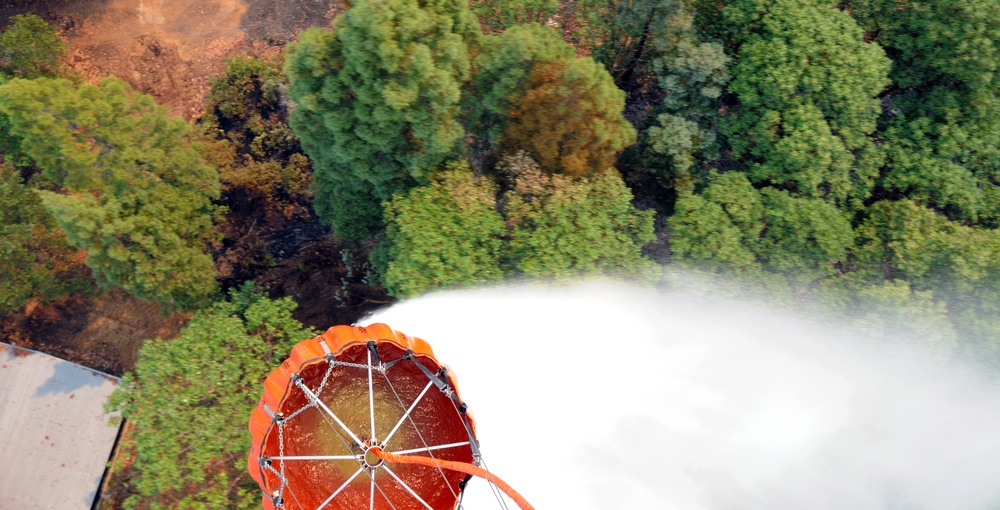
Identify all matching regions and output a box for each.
[0,14,66,79]
[879,119,988,223]
[203,56,312,205]
[284,0,480,239]
[0,166,90,314]
[0,77,221,309]
[470,0,559,32]
[667,172,764,272]
[587,0,730,103]
[755,188,853,283]
[854,201,1000,294]
[590,0,730,192]
[501,58,637,176]
[106,285,317,509]
[501,153,657,279]
[849,0,1000,94]
[219,154,312,200]
[646,112,716,188]
[469,24,635,176]
[381,153,656,297]
[850,0,1000,226]
[649,1,729,112]
[852,200,1000,367]
[719,0,890,210]
[819,279,958,355]
[585,0,662,81]
[382,162,506,297]
[203,55,299,164]
[574,0,679,66]
[466,23,575,144]
[668,172,852,288]
[667,182,760,273]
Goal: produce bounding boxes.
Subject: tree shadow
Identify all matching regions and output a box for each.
[34,357,114,397]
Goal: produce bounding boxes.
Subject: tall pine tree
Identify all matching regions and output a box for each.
[284,0,481,240]
[0,77,221,309]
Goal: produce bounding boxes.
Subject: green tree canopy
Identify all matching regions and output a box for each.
[501,152,657,278]
[0,77,221,309]
[853,199,1000,369]
[667,172,761,273]
[106,285,316,509]
[849,0,1000,97]
[468,23,635,176]
[380,153,656,297]
[381,161,506,297]
[668,171,852,288]
[854,200,1000,294]
[718,0,890,210]
[284,0,481,239]
[582,0,730,105]
[849,0,1000,226]
[0,14,66,79]
[754,187,853,284]
[466,23,575,144]
[470,0,559,33]
[603,0,730,199]
[0,166,90,314]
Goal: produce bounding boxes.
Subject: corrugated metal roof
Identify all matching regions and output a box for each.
[0,343,121,509]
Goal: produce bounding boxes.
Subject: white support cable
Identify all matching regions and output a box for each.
[391,441,471,456]
[316,466,366,510]
[264,350,493,510]
[445,397,509,510]
[456,481,466,510]
[367,471,401,510]
[267,455,361,461]
[369,473,375,510]
[381,371,460,502]
[478,455,510,510]
[381,380,434,447]
[295,378,366,448]
[312,406,366,465]
[296,404,373,509]
[282,478,306,510]
[368,348,376,443]
[381,464,436,510]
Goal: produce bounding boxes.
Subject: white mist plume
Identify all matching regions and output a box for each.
[362,282,1000,510]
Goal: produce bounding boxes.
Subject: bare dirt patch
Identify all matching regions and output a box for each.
[1,0,339,117]
[0,290,191,376]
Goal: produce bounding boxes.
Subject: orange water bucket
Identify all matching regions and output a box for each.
[248,323,531,510]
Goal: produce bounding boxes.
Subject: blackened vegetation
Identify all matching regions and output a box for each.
[205,55,392,330]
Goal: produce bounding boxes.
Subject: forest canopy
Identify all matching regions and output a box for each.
[3,3,1000,506]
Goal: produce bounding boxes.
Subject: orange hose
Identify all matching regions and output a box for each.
[371,448,535,510]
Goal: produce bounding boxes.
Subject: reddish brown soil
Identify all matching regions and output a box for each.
[0,290,192,375]
[0,0,341,117]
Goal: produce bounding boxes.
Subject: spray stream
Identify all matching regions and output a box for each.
[364,281,1000,510]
